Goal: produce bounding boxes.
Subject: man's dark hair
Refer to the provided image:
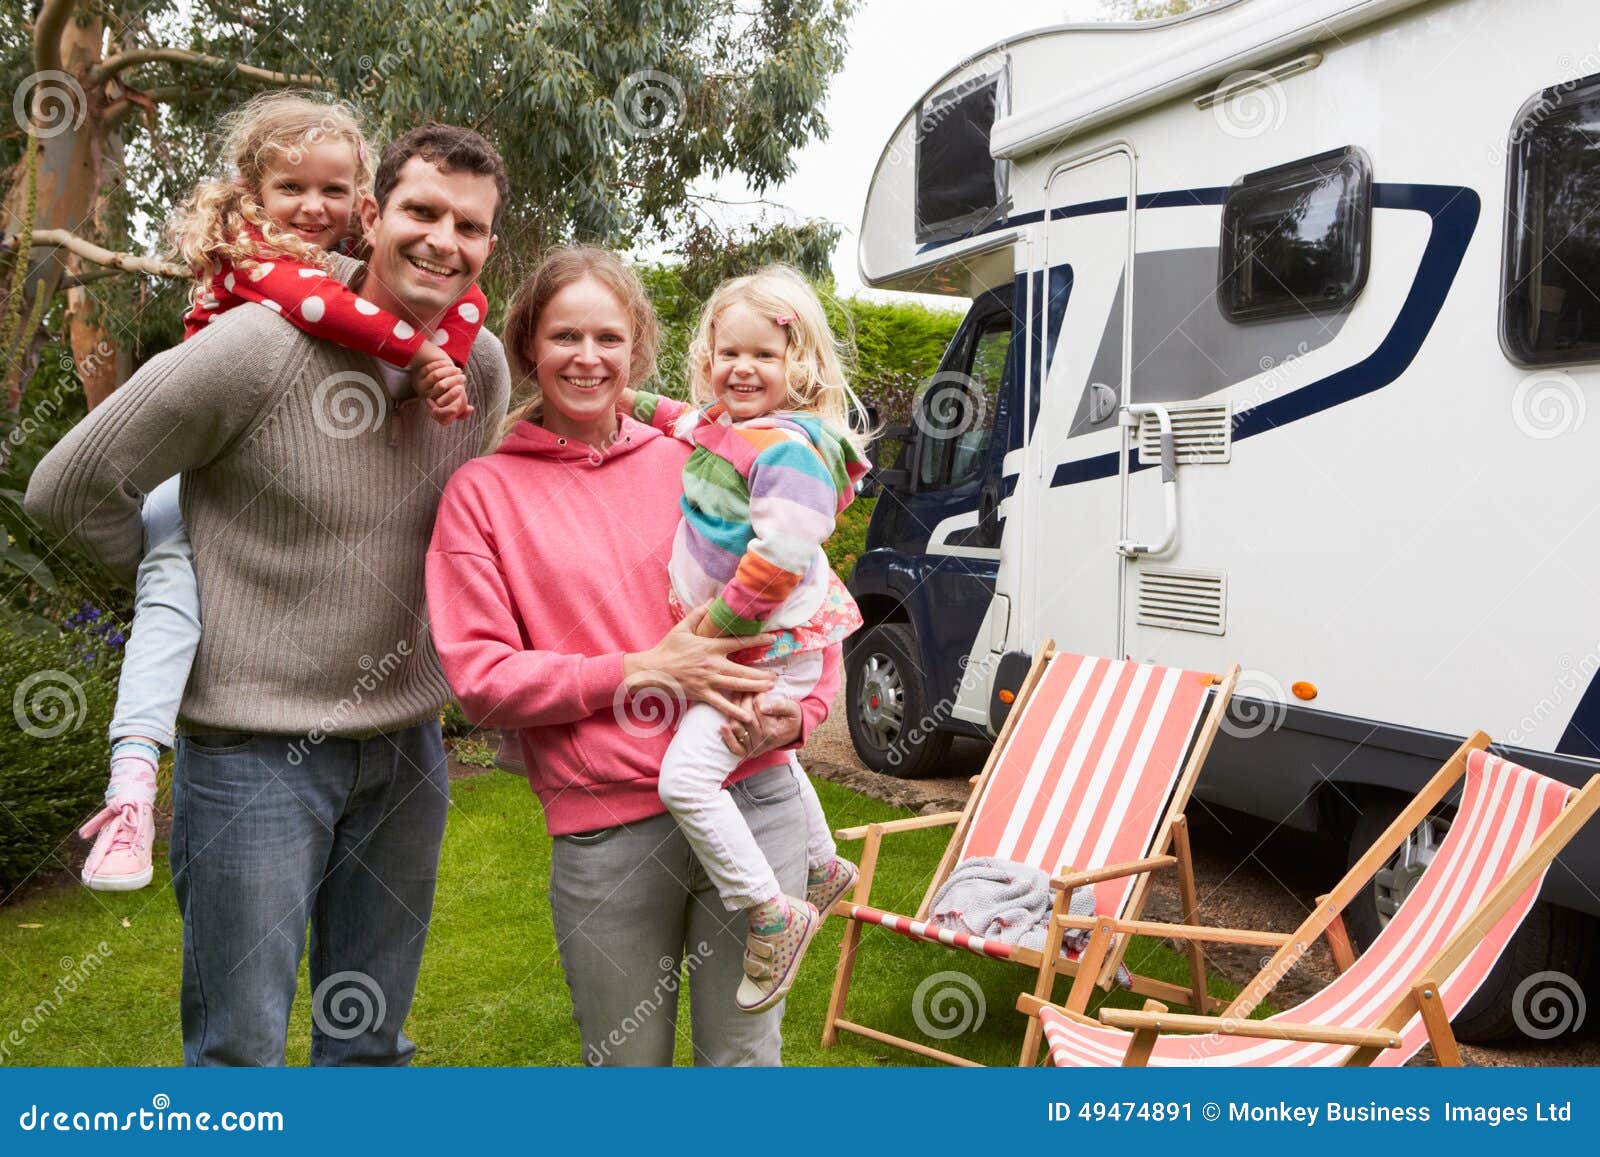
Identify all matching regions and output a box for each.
[373,123,511,233]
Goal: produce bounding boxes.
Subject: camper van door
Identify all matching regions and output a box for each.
[1029,146,1134,660]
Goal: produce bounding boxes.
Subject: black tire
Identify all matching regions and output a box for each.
[1343,796,1595,1043]
[845,621,953,778]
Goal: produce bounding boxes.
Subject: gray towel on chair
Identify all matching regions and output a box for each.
[928,857,1131,985]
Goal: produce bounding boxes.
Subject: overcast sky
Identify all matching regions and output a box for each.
[694,0,1115,305]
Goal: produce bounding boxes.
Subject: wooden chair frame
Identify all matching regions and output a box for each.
[1016,731,1600,1067]
[820,641,1245,1066]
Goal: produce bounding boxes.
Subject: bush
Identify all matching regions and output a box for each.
[825,496,875,584]
[0,624,120,895]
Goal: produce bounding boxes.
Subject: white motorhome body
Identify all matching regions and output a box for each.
[846,0,1600,1000]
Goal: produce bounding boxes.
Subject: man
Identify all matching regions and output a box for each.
[27,124,512,1066]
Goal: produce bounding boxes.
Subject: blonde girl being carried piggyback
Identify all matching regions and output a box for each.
[624,266,871,1013]
[77,92,489,891]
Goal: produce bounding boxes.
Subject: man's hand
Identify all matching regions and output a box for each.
[720,691,802,760]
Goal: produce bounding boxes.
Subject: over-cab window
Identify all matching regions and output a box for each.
[1502,73,1600,366]
[915,69,1010,244]
[1218,147,1372,323]
[916,314,1010,491]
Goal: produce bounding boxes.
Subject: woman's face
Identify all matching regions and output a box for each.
[531,275,633,434]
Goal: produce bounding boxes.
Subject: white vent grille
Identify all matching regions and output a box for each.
[1136,567,1227,635]
[1137,403,1231,464]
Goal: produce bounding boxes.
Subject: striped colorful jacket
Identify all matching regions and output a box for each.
[633,392,869,639]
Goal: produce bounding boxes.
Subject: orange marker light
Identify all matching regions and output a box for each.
[998,688,1016,704]
[1292,681,1318,701]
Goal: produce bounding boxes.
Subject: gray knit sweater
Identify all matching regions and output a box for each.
[25,267,511,737]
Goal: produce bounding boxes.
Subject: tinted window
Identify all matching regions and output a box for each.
[917,315,1010,490]
[1219,147,1372,323]
[1502,74,1600,366]
[915,73,1009,244]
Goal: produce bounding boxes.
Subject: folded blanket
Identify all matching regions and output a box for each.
[928,856,1131,985]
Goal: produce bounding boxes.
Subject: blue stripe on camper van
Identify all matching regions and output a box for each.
[914,187,1236,254]
[1039,183,1480,488]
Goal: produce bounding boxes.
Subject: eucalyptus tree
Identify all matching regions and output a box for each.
[0,0,853,418]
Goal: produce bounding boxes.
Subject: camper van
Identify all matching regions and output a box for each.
[847,0,1600,1034]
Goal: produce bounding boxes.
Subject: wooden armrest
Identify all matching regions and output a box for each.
[1097,1008,1401,1049]
[1052,856,1177,891]
[834,811,964,841]
[1016,993,1099,1026]
[1054,914,1292,948]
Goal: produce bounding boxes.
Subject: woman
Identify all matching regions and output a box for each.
[425,247,841,1066]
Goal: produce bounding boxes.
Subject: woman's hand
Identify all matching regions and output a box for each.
[719,692,803,760]
[623,604,776,724]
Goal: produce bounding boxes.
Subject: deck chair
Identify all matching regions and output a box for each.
[1018,733,1600,1067]
[820,642,1242,1066]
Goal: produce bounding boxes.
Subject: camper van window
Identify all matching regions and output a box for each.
[917,314,1010,490]
[1218,147,1372,324]
[1502,75,1600,366]
[914,72,1010,245]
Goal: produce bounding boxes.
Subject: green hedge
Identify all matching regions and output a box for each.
[0,626,119,895]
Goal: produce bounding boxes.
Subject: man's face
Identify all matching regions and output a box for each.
[360,156,499,326]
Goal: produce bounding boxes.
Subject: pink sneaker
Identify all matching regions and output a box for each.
[736,896,820,1014]
[806,857,859,916]
[79,801,154,891]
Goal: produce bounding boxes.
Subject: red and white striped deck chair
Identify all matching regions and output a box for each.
[1020,734,1600,1067]
[820,642,1242,1066]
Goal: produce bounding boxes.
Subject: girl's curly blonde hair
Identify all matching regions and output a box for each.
[168,91,373,286]
[688,265,871,453]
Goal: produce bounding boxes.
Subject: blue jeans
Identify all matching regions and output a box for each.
[170,720,449,1066]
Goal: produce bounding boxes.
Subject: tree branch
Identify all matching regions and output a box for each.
[104,83,219,129]
[57,266,128,289]
[10,229,187,279]
[89,48,330,90]
[33,0,76,76]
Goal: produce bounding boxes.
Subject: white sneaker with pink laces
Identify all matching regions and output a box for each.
[79,801,154,891]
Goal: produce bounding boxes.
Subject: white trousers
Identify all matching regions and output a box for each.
[658,650,837,910]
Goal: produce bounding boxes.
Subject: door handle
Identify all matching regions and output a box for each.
[978,482,1001,548]
[1117,403,1178,558]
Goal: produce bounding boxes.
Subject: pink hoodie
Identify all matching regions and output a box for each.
[426,413,840,835]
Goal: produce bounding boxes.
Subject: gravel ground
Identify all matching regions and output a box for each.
[804,691,1600,1066]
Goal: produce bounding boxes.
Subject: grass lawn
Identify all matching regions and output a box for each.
[0,773,1245,1067]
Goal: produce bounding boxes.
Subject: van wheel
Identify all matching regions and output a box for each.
[846,622,952,779]
[1343,798,1595,1043]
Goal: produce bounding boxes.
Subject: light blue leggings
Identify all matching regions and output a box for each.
[109,476,201,748]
